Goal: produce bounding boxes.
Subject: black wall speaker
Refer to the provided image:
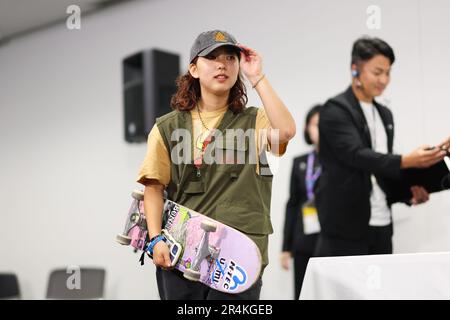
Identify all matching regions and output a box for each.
[123,49,180,143]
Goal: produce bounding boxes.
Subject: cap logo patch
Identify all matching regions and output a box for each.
[214,31,227,42]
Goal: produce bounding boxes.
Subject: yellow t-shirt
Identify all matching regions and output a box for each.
[137,106,287,186]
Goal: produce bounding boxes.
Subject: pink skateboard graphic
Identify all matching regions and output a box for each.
[117,190,262,294]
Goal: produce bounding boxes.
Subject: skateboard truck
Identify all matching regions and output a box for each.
[183,219,220,282]
[116,190,146,246]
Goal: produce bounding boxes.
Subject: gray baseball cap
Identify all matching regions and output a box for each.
[189,30,241,63]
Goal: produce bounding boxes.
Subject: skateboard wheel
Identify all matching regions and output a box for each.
[131,190,144,201]
[183,269,201,282]
[200,220,217,232]
[116,234,132,245]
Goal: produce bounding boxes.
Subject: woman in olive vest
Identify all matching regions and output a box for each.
[280,105,322,300]
[137,30,296,300]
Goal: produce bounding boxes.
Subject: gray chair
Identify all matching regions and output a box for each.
[46,267,105,299]
[0,273,20,299]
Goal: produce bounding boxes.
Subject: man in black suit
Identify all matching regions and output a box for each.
[315,37,448,257]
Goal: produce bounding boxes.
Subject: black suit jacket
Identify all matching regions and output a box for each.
[282,153,320,255]
[316,86,409,241]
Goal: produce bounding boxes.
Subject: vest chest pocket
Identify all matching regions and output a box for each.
[178,164,206,195]
[183,181,205,194]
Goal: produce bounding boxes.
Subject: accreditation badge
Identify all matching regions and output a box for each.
[302,198,321,235]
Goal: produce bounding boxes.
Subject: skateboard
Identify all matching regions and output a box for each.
[116,190,262,294]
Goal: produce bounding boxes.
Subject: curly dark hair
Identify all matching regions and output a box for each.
[170,58,248,113]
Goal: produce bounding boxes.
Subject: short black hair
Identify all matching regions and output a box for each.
[304,104,322,145]
[351,36,395,66]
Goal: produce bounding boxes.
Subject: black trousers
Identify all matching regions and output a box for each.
[156,267,262,300]
[314,224,393,257]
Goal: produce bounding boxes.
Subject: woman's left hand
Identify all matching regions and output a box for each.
[237,44,264,86]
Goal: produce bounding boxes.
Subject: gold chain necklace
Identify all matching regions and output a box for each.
[195,105,213,151]
[196,104,211,131]
[196,103,230,130]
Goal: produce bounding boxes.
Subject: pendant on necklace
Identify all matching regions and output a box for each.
[196,129,213,150]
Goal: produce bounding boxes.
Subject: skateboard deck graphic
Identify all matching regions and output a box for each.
[117,190,262,294]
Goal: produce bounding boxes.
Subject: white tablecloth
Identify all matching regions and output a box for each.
[300,251,450,299]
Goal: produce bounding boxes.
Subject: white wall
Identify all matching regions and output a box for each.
[0,0,449,299]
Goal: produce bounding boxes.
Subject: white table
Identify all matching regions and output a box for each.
[300,252,450,299]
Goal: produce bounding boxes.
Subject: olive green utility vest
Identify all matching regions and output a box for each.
[156,107,274,272]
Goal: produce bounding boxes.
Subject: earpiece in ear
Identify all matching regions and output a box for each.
[352,69,363,88]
